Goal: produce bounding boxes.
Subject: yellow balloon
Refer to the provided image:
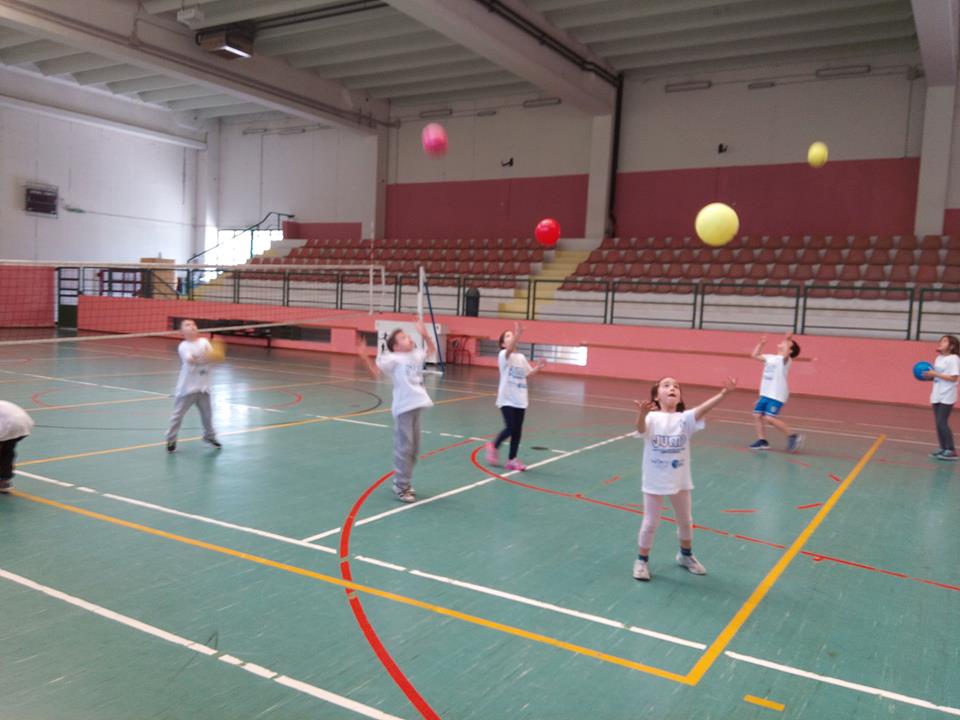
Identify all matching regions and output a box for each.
[207,337,227,362]
[807,141,829,168]
[695,202,740,247]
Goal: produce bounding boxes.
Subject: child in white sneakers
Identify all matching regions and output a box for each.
[358,321,435,502]
[749,333,803,452]
[632,376,735,582]
[923,334,960,461]
[166,319,221,453]
[485,322,545,471]
[0,400,33,494]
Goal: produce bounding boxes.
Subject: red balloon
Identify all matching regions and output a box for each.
[535,218,561,247]
[421,123,448,157]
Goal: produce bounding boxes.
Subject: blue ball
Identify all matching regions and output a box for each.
[913,361,934,381]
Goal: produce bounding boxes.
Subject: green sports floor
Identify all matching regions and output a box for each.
[0,336,957,719]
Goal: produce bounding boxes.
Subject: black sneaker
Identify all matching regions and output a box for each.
[0,480,11,494]
[749,439,770,451]
[167,441,176,453]
[205,438,222,449]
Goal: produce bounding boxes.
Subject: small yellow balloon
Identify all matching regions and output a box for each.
[807,141,829,168]
[695,202,740,247]
[207,337,226,362]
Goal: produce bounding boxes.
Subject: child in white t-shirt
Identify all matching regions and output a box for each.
[485,322,546,471]
[358,321,435,502]
[166,319,221,453]
[0,400,34,494]
[749,333,803,453]
[632,376,736,582]
[923,334,960,461]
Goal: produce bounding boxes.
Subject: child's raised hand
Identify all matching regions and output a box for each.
[923,369,935,379]
[759,334,767,343]
[634,399,657,412]
[415,320,427,337]
[722,377,737,392]
[534,359,546,370]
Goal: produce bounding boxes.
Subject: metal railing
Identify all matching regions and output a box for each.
[56,267,960,339]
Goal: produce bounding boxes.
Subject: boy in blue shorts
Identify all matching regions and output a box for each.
[749,333,803,452]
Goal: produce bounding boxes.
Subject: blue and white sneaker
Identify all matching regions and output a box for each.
[937,450,958,462]
[930,449,945,459]
[749,439,770,451]
[786,434,804,453]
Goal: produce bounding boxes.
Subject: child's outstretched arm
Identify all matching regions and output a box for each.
[356,339,381,379]
[415,320,436,357]
[693,378,737,420]
[504,321,522,358]
[527,358,547,377]
[751,335,766,360]
[633,399,657,434]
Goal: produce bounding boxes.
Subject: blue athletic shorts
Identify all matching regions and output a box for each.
[754,396,784,416]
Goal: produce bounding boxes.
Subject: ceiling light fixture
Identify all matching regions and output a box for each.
[522,97,562,108]
[665,80,712,93]
[815,64,871,78]
[419,108,453,119]
[196,29,254,60]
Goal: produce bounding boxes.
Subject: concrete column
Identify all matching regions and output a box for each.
[371,126,390,239]
[914,84,956,236]
[192,119,220,259]
[585,114,615,239]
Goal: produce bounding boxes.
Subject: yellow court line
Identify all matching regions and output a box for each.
[744,695,785,711]
[12,489,689,683]
[19,392,495,466]
[684,434,886,685]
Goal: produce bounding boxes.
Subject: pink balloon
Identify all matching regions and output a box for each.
[421,123,448,157]
[535,218,561,247]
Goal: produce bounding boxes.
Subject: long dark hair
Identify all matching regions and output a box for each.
[942,335,960,355]
[650,377,685,412]
[386,328,403,352]
[498,330,509,349]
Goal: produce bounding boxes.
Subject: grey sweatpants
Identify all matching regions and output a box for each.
[392,408,422,494]
[166,392,216,443]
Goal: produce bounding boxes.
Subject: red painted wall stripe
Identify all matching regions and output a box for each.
[386,174,588,239]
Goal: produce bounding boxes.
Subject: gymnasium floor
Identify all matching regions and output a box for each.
[0,336,957,719]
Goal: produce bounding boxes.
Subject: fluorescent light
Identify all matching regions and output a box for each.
[665,81,712,93]
[419,108,453,119]
[748,81,776,90]
[816,64,871,78]
[476,110,497,117]
[197,29,254,60]
[522,97,562,108]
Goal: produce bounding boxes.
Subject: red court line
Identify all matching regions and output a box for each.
[336,436,485,720]
[795,502,823,510]
[469,449,960,595]
[602,475,623,486]
[30,389,56,407]
[267,389,303,409]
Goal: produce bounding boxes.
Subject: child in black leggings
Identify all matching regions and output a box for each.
[0,401,33,494]
[485,322,545,471]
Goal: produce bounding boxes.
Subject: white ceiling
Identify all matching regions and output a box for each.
[0,0,920,120]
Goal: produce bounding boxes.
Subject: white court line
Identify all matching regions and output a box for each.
[13,469,960,715]
[724,652,960,717]
[713,418,932,447]
[15,470,337,556]
[300,432,635,544]
[0,568,406,720]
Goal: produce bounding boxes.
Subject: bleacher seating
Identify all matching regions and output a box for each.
[559,234,954,300]
[249,237,544,288]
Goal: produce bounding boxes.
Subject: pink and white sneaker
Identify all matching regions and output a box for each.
[505,459,527,472]
[484,442,500,466]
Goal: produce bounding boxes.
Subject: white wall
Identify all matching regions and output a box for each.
[388,93,593,184]
[217,118,379,235]
[619,54,925,172]
[0,105,199,263]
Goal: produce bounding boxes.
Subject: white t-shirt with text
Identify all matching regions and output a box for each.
[636,409,705,495]
[930,353,960,405]
[377,348,434,417]
[174,338,213,397]
[759,354,790,403]
[0,400,33,442]
[496,349,533,409]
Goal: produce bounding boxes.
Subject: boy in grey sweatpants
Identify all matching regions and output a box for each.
[166,319,222,453]
[357,320,435,503]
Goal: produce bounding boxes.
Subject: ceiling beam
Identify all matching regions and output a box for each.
[315,45,476,80]
[613,25,917,71]
[255,6,399,40]
[162,0,359,30]
[367,70,520,98]
[385,0,616,114]
[571,0,910,43]
[166,93,248,110]
[192,102,275,118]
[139,84,216,103]
[590,11,915,57]
[911,0,958,85]
[106,74,189,94]
[256,17,424,56]
[390,81,536,106]
[343,58,497,89]
[35,52,116,75]
[287,32,454,68]
[72,64,156,86]
[0,0,390,132]
[0,38,77,64]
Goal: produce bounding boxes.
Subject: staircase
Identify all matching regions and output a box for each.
[498,248,592,317]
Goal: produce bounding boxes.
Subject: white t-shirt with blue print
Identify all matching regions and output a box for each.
[496,349,533,409]
[636,409,704,495]
[377,348,434,417]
